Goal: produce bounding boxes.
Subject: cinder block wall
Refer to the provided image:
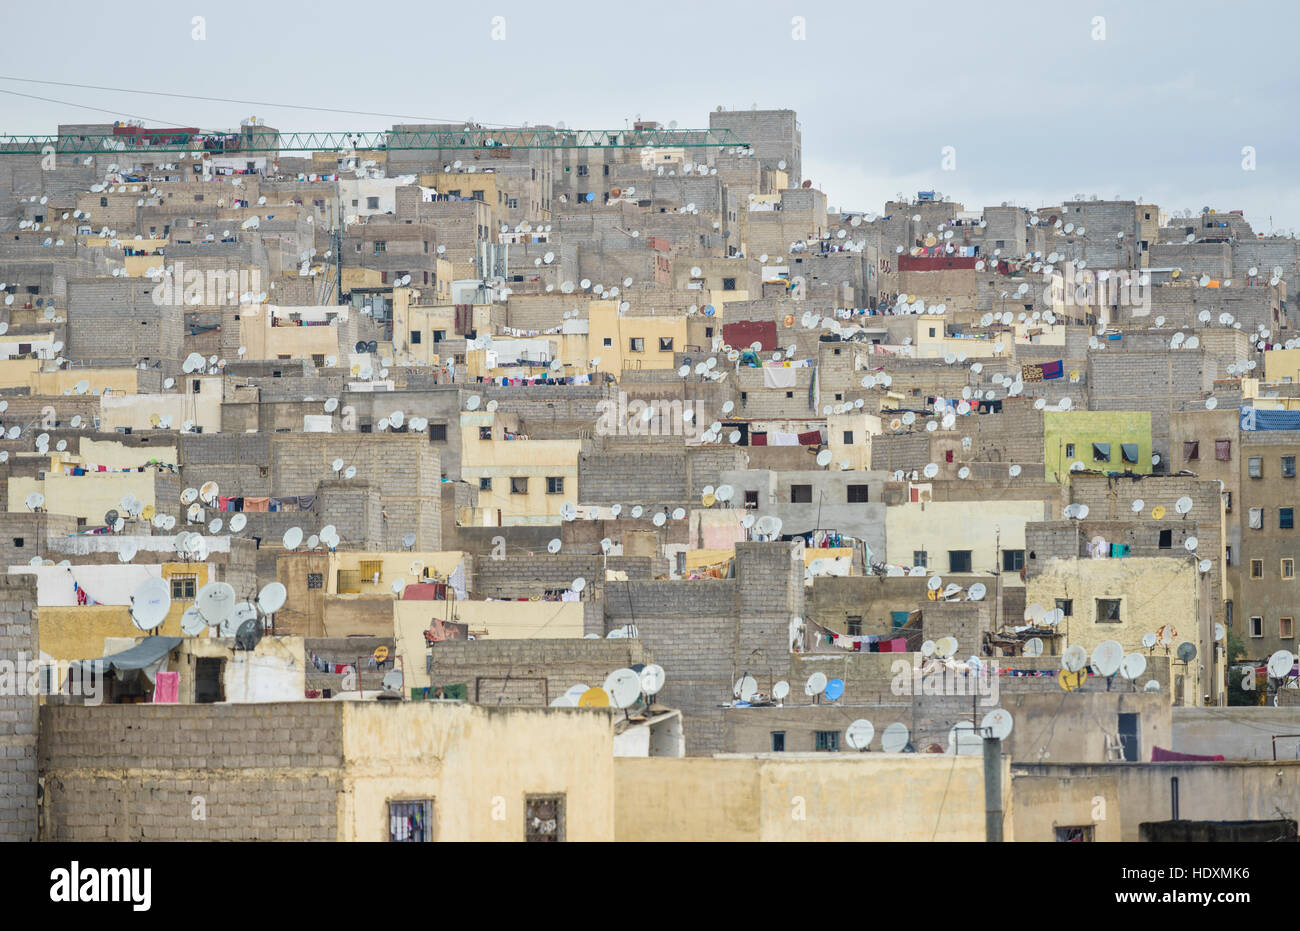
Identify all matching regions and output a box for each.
[0,577,38,841]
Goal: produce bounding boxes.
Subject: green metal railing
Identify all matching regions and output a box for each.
[0,127,750,154]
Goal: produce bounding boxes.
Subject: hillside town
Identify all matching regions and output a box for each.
[0,109,1298,844]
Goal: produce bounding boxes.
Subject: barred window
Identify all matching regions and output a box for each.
[525,794,565,842]
[389,799,433,842]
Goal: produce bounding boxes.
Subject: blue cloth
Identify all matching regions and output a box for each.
[1241,407,1300,431]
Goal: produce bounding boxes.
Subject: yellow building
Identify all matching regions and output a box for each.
[98,377,223,434]
[615,754,996,841]
[885,499,1048,583]
[827,412,883,470]
[240,304,345,362]
[459,411,580,525]
[1025,556,1204,705]
[1264,348,1300,384]
[587,300,687,377]
[417,170,512,230]
[9,469,164,523]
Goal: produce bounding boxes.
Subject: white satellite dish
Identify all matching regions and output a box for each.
[967,583,987,602]
[772,680,790,701]
[980,708,1014,740]
[283,527,303,550]
[804,672,827,696]
[130,577,171,631]
[1267,650,1295,679]
[1091,640,1124,677]
[734,675,759,702]
[180,605,207,636]
[1119,653,1147,680]
[258,582,287,614]
[1024,637,1043,657]
[1062,645,1088,673]
[845,719,875,750]
[1175,496,1194,514]
[195,581,236,625]
[229,513,247,532]
[605,669,643,709]
[640,664,666,695]
[880,722,910,752]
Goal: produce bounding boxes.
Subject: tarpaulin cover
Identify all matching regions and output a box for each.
[722,320,778,352]
[1241,407,1300,431]
[74,636,182,675]
[1150,745,1225,762]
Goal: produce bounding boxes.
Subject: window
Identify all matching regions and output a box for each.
[478,477,492,491]
[1118,712,1140,762]
[366,196,380,210]
[814,731,840,752]
[170,575,197,600]
[524,795,565,842]
[790,484,812,503]
[433,330,446,343]
[1249,456,1262,478]
[12,538,23,548]
[1250,616,1264,638]
[389,800,432,842]
[1215,440,1231,461]
[479,426,492,440]
[1121,443,1139,464]
[360,560,383,582]
[1251,559,1264,579]
[1183,441,1199,461]
[658,337,674,352]
[577,164,589,176]
[1096,598,1122,623]
[307,573,323,590]
[1285,456,1297,478]
[1158,529,1172,548]
[948,550,972,572]
[913,551,928,569]
[842,431,854,445]
[510,477,528,495]
[771,731,786,752]
[1282,508,1294,530]
[1283,617,1295,639]
[1065,443,1075,458]
[546,476,564,494]
[1283,558,1295,580]
[410,330,422,344]
[847,616,862,636]
[1226,545,1233,566]
[1092,442,1110,462]
[373,240,386,253]
[1056,598,1073,617]
[1002,549,1025,572]
[1249,508,1263,530]
[723,277,737,291]
[629,337,645,353]
[429,423,447,442]
[847,484,869,503]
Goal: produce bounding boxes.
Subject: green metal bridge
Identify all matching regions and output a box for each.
[0,127,750,155]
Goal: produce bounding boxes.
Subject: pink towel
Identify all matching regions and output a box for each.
[153,671,179,703]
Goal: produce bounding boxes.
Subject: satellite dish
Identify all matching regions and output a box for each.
[24,492,44,511]
[571,577,587,593]
[1267,650,1295,679]
[1062,645,1088,673]
[130,577,171,631]
[180,605,208,636]
[1092,641,1124,677]
[734,674,759,702]
[845,719,874,750]
[981,708,1014,740]
[880,722,910,753]
[804,672,828,696]
[605,669,643,708]
[547,538,562,555]
[181,487,199,504]
[391,578,407,595]
[257,582,287,614]
[640,664,666,695]
[1177,642,1198,663]
[234,617,263,651]
[772,680,790,701]
[967,583,987,602]
[923,463,939,478]
[824,678,845,701]
[816,449,832,467]
[1175,496,1194,515]
[577,687,610,708]
[344,466,357,480]
[1141,632,1158,649]
[1215,623,1225,642]
[229,514,247,532]
[1120,653,1147,680]
[283,527,303,550]
[195,581,236,624]
[1024,637,1044,657]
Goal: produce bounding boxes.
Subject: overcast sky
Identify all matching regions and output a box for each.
[3,0,1296,232]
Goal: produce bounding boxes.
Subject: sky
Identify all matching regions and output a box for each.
[3,0,1298,232]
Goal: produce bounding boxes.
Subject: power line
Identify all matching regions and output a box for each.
[0,87,189,128]
[0,75,484,126]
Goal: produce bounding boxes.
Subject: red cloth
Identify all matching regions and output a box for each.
[1151,746,1224,762]
[722,320,778,352]
[797,430,822,445]
[750,432,768,446]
